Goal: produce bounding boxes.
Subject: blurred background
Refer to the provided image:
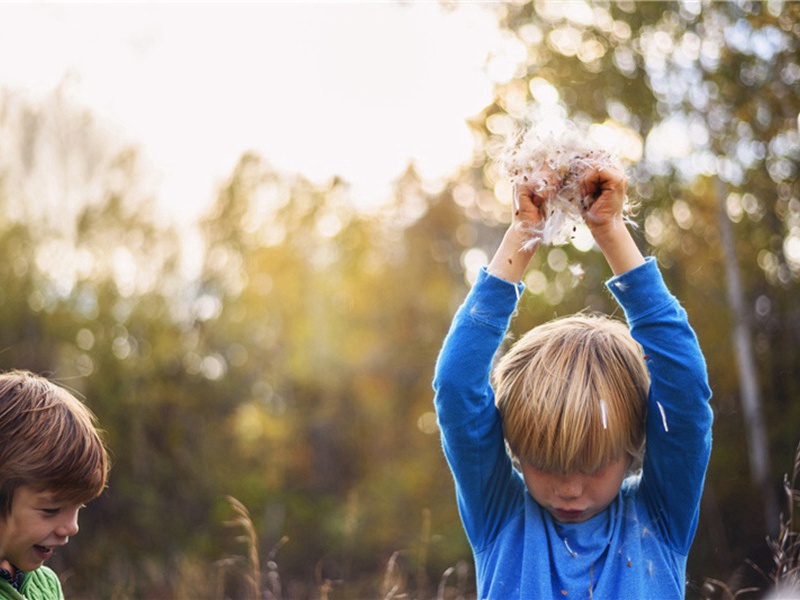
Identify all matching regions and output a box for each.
[0,1,798,598]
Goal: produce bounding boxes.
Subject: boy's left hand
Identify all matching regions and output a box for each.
[580,164,628,233]
[580,162,644,276]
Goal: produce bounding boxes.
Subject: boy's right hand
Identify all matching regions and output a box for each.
[512,163,559,226]
[487,164,558,283]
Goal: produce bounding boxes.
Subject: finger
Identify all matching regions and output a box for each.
[515,185,535,207]
[515,181,541,206]
[580,167,603,200]
[528,178,555,207]
[584,168,624,203]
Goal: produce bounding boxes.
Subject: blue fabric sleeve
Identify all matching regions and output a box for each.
[607,257,713,555]
[432,268,526,552]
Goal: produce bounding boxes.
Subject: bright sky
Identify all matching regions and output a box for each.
[0,2,506,225]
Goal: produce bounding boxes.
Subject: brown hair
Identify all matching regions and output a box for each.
[0,370,109,516]
[493,313,648,475]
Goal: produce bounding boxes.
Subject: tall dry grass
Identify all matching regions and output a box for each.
[703,441,800,600]
[71,443,800,599]
[217,497,473,600]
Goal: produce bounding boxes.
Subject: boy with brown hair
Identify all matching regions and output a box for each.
[433,161,713,598]
[0,370,109,600]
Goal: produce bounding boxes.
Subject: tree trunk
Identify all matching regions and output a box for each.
[715,178,779,533]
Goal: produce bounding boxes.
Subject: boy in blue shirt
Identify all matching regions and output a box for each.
[433,161,713,598]
[0,370,109,599]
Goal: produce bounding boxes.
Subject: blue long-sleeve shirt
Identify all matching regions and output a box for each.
[433,258,713,599]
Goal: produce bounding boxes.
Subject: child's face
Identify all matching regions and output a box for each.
[0,485,83,574]
[520,456,629,523]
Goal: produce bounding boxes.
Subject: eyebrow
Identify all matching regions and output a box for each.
[32,493,62,505]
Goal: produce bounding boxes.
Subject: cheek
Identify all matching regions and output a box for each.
[592,472,626,501]
[521,470,554,499]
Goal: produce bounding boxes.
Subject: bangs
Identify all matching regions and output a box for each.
[0,370,109,515]
[20,385,108,504]
[41,432,108,505]
[511,394,628,474]
[495,314,648,475]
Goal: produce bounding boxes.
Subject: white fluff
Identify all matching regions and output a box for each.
[500,123,632,249]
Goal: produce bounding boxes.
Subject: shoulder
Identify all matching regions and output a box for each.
[20,567,63,600]
[0,580,23,600]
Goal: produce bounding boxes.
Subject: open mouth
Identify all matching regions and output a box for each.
[33,545,53,560]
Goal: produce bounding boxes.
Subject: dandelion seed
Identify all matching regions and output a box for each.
[568,263,585,279]
[563,538,578,557]
[599,399,609,430]
[656,401,669,432]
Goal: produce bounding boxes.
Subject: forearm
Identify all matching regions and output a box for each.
[590,219,645,276]
[486,223,538,284]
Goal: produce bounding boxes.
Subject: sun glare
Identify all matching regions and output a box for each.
[0,3,503,225]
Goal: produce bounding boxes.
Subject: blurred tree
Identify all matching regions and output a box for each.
[0,85,486,595]
[192,155,483,596]
[0,88,222,597]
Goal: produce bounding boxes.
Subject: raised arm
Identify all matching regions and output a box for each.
[432,165,553,550]
[582,165,713,552]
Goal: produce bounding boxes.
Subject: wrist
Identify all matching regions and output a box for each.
[590,220,645,276]
[588,218,628,248]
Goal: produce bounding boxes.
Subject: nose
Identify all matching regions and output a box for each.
[555,474,583,500]
[55,509,80,538]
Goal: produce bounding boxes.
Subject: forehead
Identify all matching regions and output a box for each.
[524,454,628,477]
[13,485,60,505]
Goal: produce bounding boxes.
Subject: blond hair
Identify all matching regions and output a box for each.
[493,314,648,475]
[0,370,109,516]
